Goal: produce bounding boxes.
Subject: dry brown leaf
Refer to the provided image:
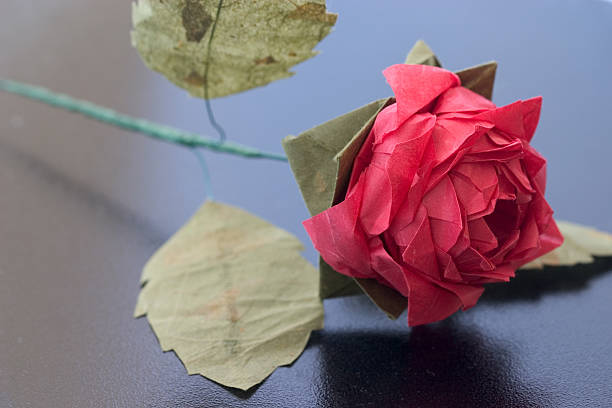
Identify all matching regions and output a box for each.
[135,201,323,390]
[131,0,337,98]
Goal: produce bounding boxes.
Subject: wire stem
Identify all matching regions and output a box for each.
[203,0,227,143]
[192,149,215,199]
[0,79,288,162]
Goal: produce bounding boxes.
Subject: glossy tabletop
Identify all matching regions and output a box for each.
[1,1,612,407]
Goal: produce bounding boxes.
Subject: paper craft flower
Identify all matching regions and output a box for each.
[302,64,563,326]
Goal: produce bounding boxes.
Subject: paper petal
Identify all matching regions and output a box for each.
[135,201,324,390]
[395,205,439,279]
[434,86,496,114]
[359,113,436,235]
[423,176,463,252]
[383,64,460,122]
[369,237,410,296]
[522,220,612,269]
[304,175,374,280]
[521,97,543,142]
[476,100,527,139]
[405,272,463,326]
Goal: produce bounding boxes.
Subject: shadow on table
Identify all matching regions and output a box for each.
[481,257,612,303]
[308,258,612,407]
[222,259,612,404]
[310,320,550,408]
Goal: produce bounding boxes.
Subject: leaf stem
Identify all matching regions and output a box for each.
[0,79,288,162]
[192,149,215,200]
[203,0,227,143]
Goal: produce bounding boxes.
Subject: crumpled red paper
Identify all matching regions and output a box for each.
[304,64,563,326]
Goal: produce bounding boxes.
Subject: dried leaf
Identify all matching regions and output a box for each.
[135,201,324,390]
[522,221,612,269]
[131,0,337,99]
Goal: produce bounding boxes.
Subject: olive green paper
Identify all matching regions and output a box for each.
[283,99,392,300]
[455,62,498,101]
[404,40,442,67]
[283,40,500,318]
[135,201,324,390]
[131,0,337,99]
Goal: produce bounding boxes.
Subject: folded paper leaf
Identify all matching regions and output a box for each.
[283,99,393,299]
[404,40,441,67]
[455,62,498,100]
[135,201,324,390]
[522,221,612,268]
[132,0,337,99]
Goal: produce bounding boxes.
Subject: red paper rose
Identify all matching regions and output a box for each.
[303,64,563,326]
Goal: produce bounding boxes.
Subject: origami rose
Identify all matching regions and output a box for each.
[303,64,563,326]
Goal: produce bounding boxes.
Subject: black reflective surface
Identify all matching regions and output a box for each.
[1,1,612,407]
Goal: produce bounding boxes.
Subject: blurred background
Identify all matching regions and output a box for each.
[1,1,611,407]
[1,0,611,263]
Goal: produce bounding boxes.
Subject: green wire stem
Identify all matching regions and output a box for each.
[0,79,288,162]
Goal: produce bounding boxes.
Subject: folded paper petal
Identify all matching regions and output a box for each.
[359,113,436,235]
[434,86,496,114]
[304,175,373,280]
[383,64,460,123]
[431,116,493,165]
[423,176,463,252]
[405,272,463,326]
[521,97,543,142]
[369,237,410,296]
[476,101,526,139]
[395,205,439,279]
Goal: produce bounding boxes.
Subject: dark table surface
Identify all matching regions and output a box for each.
[2,1,612,407]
